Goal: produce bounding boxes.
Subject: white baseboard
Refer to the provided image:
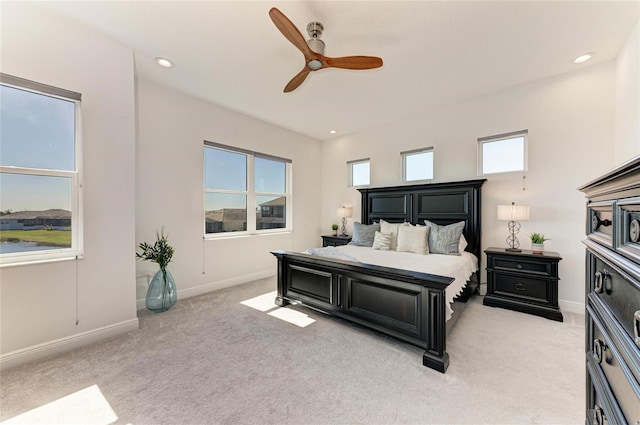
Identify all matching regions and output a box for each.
[559,299,584,315]
[136,270,276,310]
[0,318,139,371]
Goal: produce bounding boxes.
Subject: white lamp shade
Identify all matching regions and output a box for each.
[336,207,352,218]
[497,204,530,221]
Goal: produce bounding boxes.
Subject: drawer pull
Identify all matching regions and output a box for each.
[634,310,640,348]
[630,219,640,242]
[514,283,525,291]
[592,406,604,425]
[592,339,606,364]
[594,271,604,293]
[594,270,611,294]
[592,215,612,231]
[516,263,523,270]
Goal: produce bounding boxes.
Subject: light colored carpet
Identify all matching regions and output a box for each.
[0,276,584,424]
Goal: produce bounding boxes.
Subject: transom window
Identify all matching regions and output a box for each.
[204,142,291,235]
[402,147,433,182]
[478,130,528,175]
[0,73,82,266]
[348,158,370,186]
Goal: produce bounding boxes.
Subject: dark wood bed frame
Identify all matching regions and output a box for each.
[272,179,486,373]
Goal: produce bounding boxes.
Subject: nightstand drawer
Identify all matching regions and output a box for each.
[494,274,549,304]
[491,257,551,275]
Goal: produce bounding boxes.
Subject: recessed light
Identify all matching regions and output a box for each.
[329,130,337,134]
[574,53,594,64]
[155,57,174,68]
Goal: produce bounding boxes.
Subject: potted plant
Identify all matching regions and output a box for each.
[137,229,177,312]
[331,224,339,236]
[530,232,548,254]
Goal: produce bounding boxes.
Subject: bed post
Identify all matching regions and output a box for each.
[422,287,449,373]
[273,250,290,307]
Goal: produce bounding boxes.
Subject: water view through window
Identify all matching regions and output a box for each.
[0,82,77,257]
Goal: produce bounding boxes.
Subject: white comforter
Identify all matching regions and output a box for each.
[333,245,478,320]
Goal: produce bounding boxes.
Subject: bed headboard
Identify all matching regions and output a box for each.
[358,179,486,261]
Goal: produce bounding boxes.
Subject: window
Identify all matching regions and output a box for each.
[0,74,82,266]
[402,148,433,182]
[204,142,291,235]
[348,158,370,186]
[478,130,527,175]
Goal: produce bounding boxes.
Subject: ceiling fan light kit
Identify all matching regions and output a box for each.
[269,7,383,93]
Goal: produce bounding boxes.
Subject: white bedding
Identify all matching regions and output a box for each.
[333,245,478,320]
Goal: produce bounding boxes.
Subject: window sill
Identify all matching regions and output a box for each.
[204,230,291,241]
[0,254,83,268]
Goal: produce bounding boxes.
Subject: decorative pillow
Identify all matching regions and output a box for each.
[380,220,409,251]
[349,222,380,247]
[423,220,465,255]
[372,231,392,251]
[459,234,468,253]
[396,225,430,255]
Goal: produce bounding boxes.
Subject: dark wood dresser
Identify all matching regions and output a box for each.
[484,247,563,321]
[579,157,640,425]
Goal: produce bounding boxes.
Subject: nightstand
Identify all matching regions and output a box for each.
[484,247,563,321]
[321,235,352,247]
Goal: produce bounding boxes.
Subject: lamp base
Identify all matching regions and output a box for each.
[505,247,522,252]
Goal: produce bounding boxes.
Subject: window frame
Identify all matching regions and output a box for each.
[401,147,434,182]
[0,73,83,267]
[203,141,292,238]
[478,130,528,176]
[348,158,370,187]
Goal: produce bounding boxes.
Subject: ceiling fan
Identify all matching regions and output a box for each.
[269,7,383,93]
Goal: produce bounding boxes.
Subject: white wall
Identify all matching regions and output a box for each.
[0,4,138,368]
[321,62,618,314]
[135,79,321,306]
[614,20,640,163]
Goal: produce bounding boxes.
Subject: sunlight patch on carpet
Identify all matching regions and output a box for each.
[1,384,118,425]
[268,307,315,327]
[240,291,279,312]
[240,291,315,327]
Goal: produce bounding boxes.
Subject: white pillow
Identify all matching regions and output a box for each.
[380,220,409,251]
[459,234,468,253]
[396,225,430,255]
[372,231,392,250]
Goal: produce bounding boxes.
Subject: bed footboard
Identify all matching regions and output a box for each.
[272,250,454,373]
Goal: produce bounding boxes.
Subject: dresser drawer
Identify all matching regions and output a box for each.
[490,257,552,276]
[587,305,640,423]
[588,201,614,248]
[586,355,627,425]
[588,249,640,349]
[617,197,640,265]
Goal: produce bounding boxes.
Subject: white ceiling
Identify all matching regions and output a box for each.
[37,1,639,141]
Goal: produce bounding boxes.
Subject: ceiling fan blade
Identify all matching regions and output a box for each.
[284,68,312,93]
[324,56,383,70]
[269,7,314,60]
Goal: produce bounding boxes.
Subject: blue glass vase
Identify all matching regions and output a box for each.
[146,267,177,313]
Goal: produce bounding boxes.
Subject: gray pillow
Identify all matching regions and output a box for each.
[349,222,380,247]
[423,220,465,255]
